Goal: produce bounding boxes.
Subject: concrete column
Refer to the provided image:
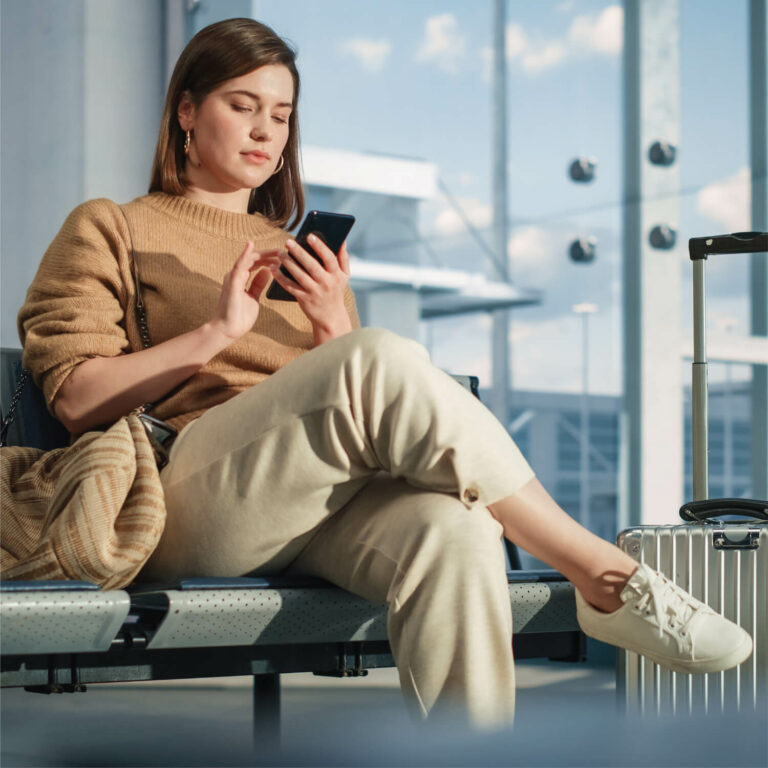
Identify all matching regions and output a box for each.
[165,0,186,87]
[185,0,258,38]
[83,0,165,203]
[1,0,84,348]
[749,0,768,498]
[622,0,683,524]
[0,0,163,348]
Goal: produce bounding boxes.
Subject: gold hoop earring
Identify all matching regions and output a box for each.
[271,155,284,176]
[184,130,191,157]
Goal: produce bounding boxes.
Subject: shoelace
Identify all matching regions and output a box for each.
[629,572,703,651]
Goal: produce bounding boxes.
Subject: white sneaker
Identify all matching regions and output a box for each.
[575,563,753,674]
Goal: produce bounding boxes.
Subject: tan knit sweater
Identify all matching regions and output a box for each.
[18,193,360,431]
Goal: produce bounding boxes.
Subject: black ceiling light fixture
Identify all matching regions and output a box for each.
[649,224,677,250]
[648,140,677,166]
[568,157,597,183]
[569,237,597,263]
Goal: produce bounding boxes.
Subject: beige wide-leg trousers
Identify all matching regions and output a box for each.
[141,328,535,727]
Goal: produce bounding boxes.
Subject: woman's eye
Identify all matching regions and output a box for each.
[232,104,251,113]
[272,116,288,124]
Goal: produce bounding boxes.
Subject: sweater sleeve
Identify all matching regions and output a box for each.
[17,198,133,411]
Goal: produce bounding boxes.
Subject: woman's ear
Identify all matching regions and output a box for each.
[177,92,195,132]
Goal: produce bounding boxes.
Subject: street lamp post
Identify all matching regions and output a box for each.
[574,302,597,531]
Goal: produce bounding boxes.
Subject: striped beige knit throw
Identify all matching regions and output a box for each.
[0,414,166,589]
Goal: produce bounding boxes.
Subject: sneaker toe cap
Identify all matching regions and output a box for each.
[692,614,753,665]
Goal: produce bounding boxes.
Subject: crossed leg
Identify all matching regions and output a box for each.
[288,473,515,729]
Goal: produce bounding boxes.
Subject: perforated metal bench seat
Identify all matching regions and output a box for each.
[0,581,131,656]
[128,570,578,650]
[1,571,582,692]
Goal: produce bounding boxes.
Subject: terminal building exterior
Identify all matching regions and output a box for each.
[301,145,540,340]
[486,382,752,567]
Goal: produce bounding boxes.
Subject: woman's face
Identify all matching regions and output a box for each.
[178,64,294,195]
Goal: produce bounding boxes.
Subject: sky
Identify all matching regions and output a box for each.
[253,0,757,395]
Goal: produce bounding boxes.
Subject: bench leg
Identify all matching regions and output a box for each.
[253,673,281,749]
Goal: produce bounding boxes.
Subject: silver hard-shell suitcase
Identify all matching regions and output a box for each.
[617,231,768,716]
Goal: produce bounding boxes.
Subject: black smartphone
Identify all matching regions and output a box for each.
[266,210,356,301]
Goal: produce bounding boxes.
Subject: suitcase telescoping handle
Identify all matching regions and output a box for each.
[689,231,768,260]
[687,231,768,501]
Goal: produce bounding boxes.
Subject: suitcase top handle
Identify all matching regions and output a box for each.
[689,231,768,260]
[680,498,768,523]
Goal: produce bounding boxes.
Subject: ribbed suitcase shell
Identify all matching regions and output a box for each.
[617,524,768,716]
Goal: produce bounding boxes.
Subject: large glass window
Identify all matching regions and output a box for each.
[683,361,755,501]
[253,0,759,534]
[679,0,755,502]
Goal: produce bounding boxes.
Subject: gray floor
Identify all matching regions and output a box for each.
[2,661,765,767]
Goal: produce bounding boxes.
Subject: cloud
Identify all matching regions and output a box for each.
[508,323,533,344]
[432,197,492,236]
[506,23,527,59]
[503,23,566,74]
[522,41,567,73]
[428,218,563,282]
[696,166,751,232]
[507,226,562,282]
[339,38,391,72]
[489,5,623,77]
[568,5,623,55]
[415,13,465,73]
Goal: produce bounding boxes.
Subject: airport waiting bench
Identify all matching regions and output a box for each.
[0,347,584,738]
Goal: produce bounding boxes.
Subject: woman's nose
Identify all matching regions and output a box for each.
[250,115,272,142]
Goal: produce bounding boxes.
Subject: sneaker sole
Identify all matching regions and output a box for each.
[580,624,754,675]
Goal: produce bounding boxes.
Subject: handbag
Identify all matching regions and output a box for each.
[1,211,177,467]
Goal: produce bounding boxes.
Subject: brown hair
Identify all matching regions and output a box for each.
[149,18,304,229]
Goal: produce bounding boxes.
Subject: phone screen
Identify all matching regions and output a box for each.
[267,211,355,301]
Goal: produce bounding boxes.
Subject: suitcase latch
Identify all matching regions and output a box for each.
[712,527,761,550]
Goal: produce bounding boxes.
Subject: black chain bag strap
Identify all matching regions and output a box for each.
[0,369,31,447]
[119,206,178,468]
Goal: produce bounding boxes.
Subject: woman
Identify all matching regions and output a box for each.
[18,18,751,728]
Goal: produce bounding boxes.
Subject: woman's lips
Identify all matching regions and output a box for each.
[242,152,269,165]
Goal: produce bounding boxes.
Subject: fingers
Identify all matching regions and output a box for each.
[228,244,279,292]
[233,241,256,272]
[247,249,282,274]
[277,241,320,290]
[243,248,282,299]
[235,243,282,274]
[338,241,350,276]
[268,263,300,298]
[284,238,325,279]
[306,233,341,272]
[233,237,348,305]
[246,267,272,300]
[295,234,344,270]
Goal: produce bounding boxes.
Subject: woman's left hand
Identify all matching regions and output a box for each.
[270,234,353,345]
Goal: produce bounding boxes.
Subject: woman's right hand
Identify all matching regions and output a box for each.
[209,242,281,341]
